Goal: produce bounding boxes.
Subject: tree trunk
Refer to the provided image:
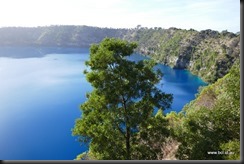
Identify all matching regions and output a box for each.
[126,126,131,160]
[121,96,131,160]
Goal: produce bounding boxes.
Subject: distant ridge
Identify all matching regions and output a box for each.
[0,25,240,83]
[0,25,128,47]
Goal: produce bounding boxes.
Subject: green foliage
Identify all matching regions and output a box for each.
[220,140,240,160]
[72,38,173,160]
[169,60,240,160]
[132,109,170,159]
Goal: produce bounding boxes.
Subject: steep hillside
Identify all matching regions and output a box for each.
[123,27,240,83]
[0,26,240,83]
[166,60,240,159]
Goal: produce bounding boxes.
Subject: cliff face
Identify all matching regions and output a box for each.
[0,26,240,83]
[123,27,240,83]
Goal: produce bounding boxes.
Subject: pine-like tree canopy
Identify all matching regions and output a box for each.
[72,38,173,160]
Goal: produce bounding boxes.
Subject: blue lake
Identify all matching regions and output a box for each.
[0,46,207,160]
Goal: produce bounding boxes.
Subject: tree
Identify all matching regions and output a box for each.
[72,38,173,160]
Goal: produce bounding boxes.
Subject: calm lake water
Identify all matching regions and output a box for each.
[0,46,207,160]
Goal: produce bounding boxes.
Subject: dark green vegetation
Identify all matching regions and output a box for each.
[72,38,240,160]
[72,38,173,160]
[166,59,240,160]
[0,26,240,83]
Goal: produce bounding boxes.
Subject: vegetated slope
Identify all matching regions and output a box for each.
[166,59,240,160]
[0,26,240,83]
[123,27,240,83]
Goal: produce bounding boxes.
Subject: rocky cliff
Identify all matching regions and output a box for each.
[122,27,240,83]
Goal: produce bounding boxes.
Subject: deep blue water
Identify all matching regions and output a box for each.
[0,47,207,160]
